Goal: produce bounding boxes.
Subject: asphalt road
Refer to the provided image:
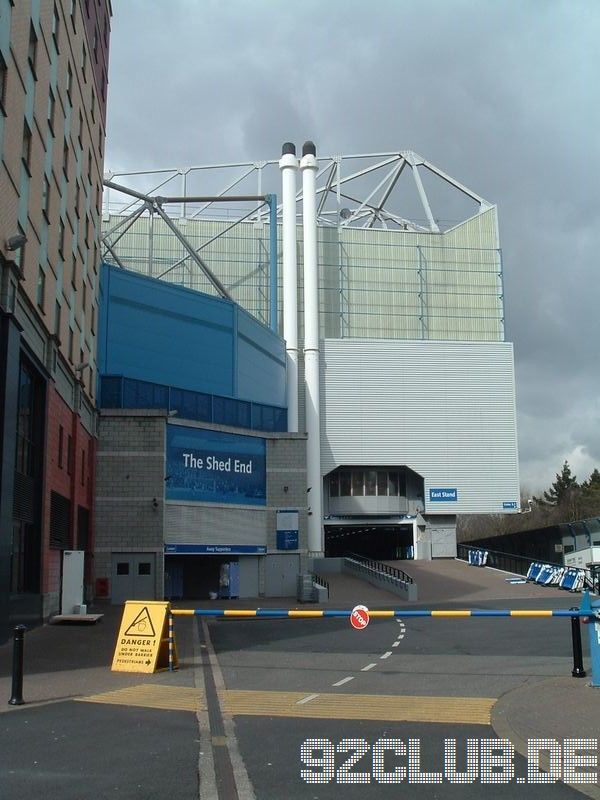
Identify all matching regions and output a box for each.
[202,596,593,800]
[0,593,594,800]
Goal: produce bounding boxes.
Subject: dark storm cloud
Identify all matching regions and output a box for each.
[106,0,599,491]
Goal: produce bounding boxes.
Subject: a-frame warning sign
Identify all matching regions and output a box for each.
[111,601,178,673]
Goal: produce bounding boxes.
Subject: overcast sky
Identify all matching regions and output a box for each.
[104,0,598,494]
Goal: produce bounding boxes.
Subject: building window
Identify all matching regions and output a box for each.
[28,24,37,78]
[47,88,56,134]
[0,51,7,115]
[42,175,51,219]
[67,435,73,475]
[78,111,83,147]
[68,327,74,363]
[71,254,78,289]
[52,4,60,51]
[49,491,71,549]
[84,213,90,247]
[62,139,69,178]
[87,150,92,180]
[82,279,87,313]
[93,28,98,62]
[69,0,76,30]
[58,425,64,468]
[22,120,32,173]
[74,181,80,218]
[365,470,377,496]
[36,267,45,311]
[58,218,65,255]
[54,300,61,338]
[90,90,95,123]
[329,472,339,497]
[81,44,87,82]
[66,63,73,103]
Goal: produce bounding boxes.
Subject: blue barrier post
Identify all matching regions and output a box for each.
[580,592,600,687]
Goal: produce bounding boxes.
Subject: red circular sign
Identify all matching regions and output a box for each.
[350,604,370,630]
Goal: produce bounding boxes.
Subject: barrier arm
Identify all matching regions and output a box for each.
[168,593,600,684]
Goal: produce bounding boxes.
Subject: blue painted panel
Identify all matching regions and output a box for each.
[237,306,286,407]
[99,264,287,407]
[166,424,266,506]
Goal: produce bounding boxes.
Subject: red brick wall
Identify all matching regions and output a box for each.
[42,384,96,596]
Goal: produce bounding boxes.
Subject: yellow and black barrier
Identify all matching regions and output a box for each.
[112,595,599,684]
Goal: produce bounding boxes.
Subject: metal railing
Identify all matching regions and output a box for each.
[457,544,594,590]
[312,573,330,594]
[344,552,414,587]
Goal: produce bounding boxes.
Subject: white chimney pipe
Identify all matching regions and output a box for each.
[279,142,299,433]
[300,141,323,557]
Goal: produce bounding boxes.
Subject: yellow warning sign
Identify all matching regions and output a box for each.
[111,601,178,673]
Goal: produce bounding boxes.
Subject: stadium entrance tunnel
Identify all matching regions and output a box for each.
[324,523,414,559]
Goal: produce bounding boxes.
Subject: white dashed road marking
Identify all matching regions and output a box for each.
[380,651,392,660]
[332,676,355,687]
[297,694,319,705]
[361,663,377,672]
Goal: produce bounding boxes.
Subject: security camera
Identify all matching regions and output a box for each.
[6,233,27,251]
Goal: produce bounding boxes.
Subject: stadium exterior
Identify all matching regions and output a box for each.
[96,147,520,601]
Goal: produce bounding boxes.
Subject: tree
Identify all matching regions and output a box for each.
[581,468,600,516]
[542,461,579,505]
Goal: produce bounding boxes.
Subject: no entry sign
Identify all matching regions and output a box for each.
[350,604,370,630]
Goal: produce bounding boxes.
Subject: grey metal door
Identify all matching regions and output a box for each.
[264,554,299,597]
[238,557,259,597]
[111,554,156,604]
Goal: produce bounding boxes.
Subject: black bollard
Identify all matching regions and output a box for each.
[570,610,586,678]
[8,625,26,705]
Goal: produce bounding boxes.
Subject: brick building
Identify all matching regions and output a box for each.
[0,0,111,641]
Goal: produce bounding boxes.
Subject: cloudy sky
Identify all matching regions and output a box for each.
[104,0,598,493]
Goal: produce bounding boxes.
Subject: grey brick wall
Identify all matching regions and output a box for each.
[95,413,166,598]
[267,436,308,552]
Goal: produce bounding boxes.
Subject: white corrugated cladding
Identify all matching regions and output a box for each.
[320,339,519,514]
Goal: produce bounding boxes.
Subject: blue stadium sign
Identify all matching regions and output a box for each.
[166,424,266,506]
[429,488,458,502]
[164,544,266,555]
[503,501,518,510]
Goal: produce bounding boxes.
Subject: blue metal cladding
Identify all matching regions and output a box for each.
[98,262,287,410]
[166,424,266,506]
[98,376,287,433]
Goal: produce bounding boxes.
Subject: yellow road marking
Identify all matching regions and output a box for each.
[75,684,204,712]
[219,690,494,725]
[76,685,494,724]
